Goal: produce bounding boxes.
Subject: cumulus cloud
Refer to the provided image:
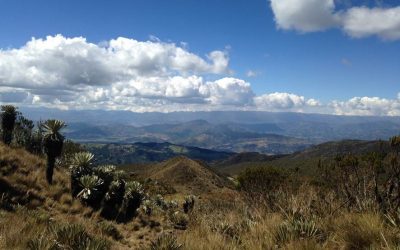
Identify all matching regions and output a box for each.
[254,92,320,112]
[0,35,240,110]
[270,0,338,32]
[341,6,400,40]
[0,34,229,90]
[206,78,254,105]
[330,96,400,116]
[269,0,400,40]
[0,35,399,116]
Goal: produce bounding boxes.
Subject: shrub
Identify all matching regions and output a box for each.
[99,221,123,241]
[150,233,182,250]
[275,218,323,245]
[58,140,86,168]
[142,199,153,215]
[154,194,168,210]
[170,211,189,230]
[94,165,116,184]
[1,105,17,145]
[237,166,288,194]
[70,152,95,197]
[211,221,241,242]
[337,213,385,250]
[117,181,144,222]
[183,195,195,213]
[26,235,53,250]
[0,193,13,211]
[77,175,104,207]
[51,223,110,250]
[52,224,90,248]
[101,179,125,220]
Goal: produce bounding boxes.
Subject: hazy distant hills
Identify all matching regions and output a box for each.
[22,108,400,154]
[215,140,391,175]
[85,142,234,165]
[68,120,312,154]
[21,108,400,128]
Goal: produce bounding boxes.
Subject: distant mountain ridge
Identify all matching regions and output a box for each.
[71,120,312,154]
[22,108,400,154]
[215,139,392,175]
[24,108,400,139]
[85,141,234,165]
[21,108,400,127]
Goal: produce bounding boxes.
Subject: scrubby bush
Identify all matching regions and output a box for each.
[98,221,123,241]
[58,139,86,168]
[51,223,110,250]
[150,233,182,250]
[275,217,323,245]
[237,166,288,194]
[1,105,17,145]
[170,211,189,230]
[26,235,53,250]
[142,199,153,215]
[101,179,125,220]
[77,175,104,207]
[211,221,242,242]
[70,152,95,197]
[117,181,145,222]
[183,195,195,213]
[154,194,168,210]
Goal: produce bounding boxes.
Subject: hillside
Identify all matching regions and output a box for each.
[0,143,240,249]
[147,157,233,195]
[3,137,400,249]
[216,139,391,175]
[85,142,234,165]
[268,139,390,173]
[0,143,173,249]
[212,152,285,174]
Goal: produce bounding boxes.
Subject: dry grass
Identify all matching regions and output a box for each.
[176,198,400,250]
[2,142,400,249]
[0,143,176,249]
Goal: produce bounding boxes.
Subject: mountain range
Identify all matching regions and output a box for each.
[85,142,234,165]
[22,108,400,154]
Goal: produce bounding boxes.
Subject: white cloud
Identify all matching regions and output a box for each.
[330,95,400,116]
[270,0,338,32]
[0,35,399,116]
[269,0,400,40]
[0,35,238,110]
[0,34,251,111]
[341,6,400,40]
[0,34,229,91]
[254,92,320,111]
[206,78,254,105]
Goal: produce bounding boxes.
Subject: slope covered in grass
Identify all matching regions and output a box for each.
[3,139,400,249]
[0,143,184,249]
[215,139,391,175]
[148,156,234,195]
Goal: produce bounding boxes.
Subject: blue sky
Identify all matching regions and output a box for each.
[0,0,399,115]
